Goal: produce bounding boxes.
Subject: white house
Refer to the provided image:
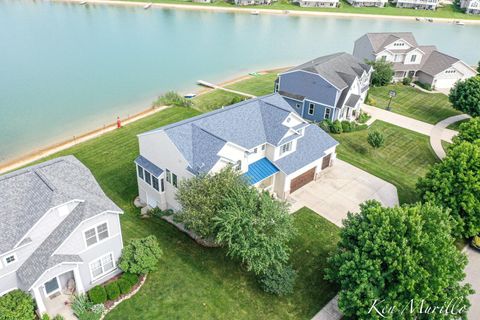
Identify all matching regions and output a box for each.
[295,0,339,7]
[0,156,123,317]
[275,52,373,122]
[347,0,387,7]
[135,93,338,211]
[461,0,480,14]
[393,0,439,9]
[353,32,477,89]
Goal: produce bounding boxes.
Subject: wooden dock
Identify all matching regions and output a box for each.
[197,80,256,98]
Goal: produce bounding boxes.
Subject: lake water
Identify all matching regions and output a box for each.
[1,0,479,163]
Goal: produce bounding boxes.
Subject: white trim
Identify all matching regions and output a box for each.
[89,252,116,282]
[13,199,84,249]
[28,262,81,291]
[324,107,332,120]
[308,103,315,115]
[0,240,32,259]
[76,233,122,255]
[0,287,17,296]
[51,210,122,256]
[82,221,110,249]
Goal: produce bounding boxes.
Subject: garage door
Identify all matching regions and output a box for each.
[434,78,458,89]
[290,167,316,194]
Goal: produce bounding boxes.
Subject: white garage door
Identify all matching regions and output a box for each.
[434,78,458,89]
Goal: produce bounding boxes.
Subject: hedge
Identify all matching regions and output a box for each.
[88,285,107,305]
[117,279,133,295]
[105,282,121,301]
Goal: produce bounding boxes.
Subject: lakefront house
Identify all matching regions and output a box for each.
[393,0,439,10]
[295,0,339,7]
[461,0,480,14]
[134,93,338,211]
[347,0,387,7]
[0,156,124,317]
[353,32,477,89]
[275,52,372,122]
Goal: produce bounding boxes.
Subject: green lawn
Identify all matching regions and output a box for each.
[368,84,462,125]
[333,120,438,204]
[122,0,480,20]
[193,89,245,112]
[37,107,339,319]
[225,71,279,96]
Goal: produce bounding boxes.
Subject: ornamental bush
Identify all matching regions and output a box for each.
[330,120,343,134]
[117,278,133,295]
[105,282,120,301]
[88,285,107,305]
[71,294,93,318]
[367,130,385,148]
[0,290,36,320]
[259,265,297,296]
[121,273,139,286]
[402,77,412,85]
[119,235,163,274]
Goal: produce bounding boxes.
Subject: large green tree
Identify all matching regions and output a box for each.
[326,201,472,320]
[449,77,480,117]
[418,141,480,238]
[0,290,36,320]
[214,186,295,275]
[367,60,394,86]
[453,117,480,144]
[176,167,247,239]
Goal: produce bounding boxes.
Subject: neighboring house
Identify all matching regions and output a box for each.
[353,32,477,89]
[393,0,439,9]
[135,93,338,210]
[461,0,480,14]
[0,156,123,316]
[275,52,373,122]
[295,0,339,7]
[193,0,212,3]
[233,0,272,5]
[347,0,387,7]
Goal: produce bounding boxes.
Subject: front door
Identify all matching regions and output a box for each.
[44,277,60,296]
[321,154,332,170]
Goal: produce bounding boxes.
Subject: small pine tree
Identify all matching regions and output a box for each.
[367,130,385,149]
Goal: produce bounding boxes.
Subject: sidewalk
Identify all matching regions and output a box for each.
[311,295,341,320]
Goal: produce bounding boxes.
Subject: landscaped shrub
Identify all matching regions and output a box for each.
[117,278,133,295]
[365,95,377,107]
[453,117,479,143]
[357,111,371,124]
[88,285,107,305]
[72,294,93,318]
[121,273,140,286]
[341,121,353,133]
[0,289,36,320]
[367,60,394,86]
[105,282,121,301]
[318,119,332,133]
[41,314,51,320]
[329,120,343,134]
[119,235,163,274]
[259,265,297,296]
[402,77,412,85]
[52,316,65,320]
[367,130,385,148]
[449,77,480,116]
[414,81,432,91]
[149,207,174,218]
[154,91,193,108]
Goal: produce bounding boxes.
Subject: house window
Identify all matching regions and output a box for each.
[160,179,165,192]
[295,103,301,109]
[166,169,171,183]
[308,103,315,115]
[280,142,292,155]
[144,171,151,185]
[90,253,115,280]
[4,254,16,265]
[152,176,159,191]
[44,277,60,295]
[84,222,109,247]
[324,108,331,120]
[410,55,417,62]
[253,148,258,153]
[172,173,178,188]
[234,160,242,171]
[261,144,266,151]
[137,165,144,180]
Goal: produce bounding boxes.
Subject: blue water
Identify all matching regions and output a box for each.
[0,0,479,163]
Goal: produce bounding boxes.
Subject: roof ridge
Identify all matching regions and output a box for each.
[0,157,67,181]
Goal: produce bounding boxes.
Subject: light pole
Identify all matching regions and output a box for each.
[386,90,396,111]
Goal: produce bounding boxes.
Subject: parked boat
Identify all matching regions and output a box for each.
[427,18,433,22]
[415,17,422,21]
[249,72,260,76]
[455,21,465,26]
[251,10,259,15]
[184,93,197,99]
[144,3,152,9]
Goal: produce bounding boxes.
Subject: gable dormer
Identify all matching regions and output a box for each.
[385,39,413,51]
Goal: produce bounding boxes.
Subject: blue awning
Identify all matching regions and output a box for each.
[243,158,279,185]
[134,155,164,178]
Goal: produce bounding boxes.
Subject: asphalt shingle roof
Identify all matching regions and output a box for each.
[0,156,121,255]
[365,32,419,53]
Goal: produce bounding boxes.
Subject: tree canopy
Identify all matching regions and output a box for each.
[417,141,480,238]
[326,201,472,320]
[0,290,36,320]
[453,117,480,144]
[367,60,394,87]
[449,77,480,117]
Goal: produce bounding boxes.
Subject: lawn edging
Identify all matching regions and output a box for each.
[100,274,148,320]
[161,215,221,247]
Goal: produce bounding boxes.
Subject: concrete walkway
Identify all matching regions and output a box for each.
[312,295,341,320]
[464,246,480,320]
[430,114,471,159]
[197,80,256,98]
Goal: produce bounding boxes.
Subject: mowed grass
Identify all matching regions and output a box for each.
[225,72,279,96]
[368,84,462,124]
[333,120,438,204]
[37,107,340,319]
[193,89,245,112]
[124,0,480,20]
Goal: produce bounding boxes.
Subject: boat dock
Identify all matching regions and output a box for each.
[197,80,256,98]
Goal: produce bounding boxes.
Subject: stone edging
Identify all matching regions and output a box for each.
[99,274,148,320]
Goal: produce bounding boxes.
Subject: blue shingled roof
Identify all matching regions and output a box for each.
[243,158,279,185]
[135,155,164,178]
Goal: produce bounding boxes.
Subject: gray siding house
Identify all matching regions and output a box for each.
[0,156,123,317]
[275,52,372,122]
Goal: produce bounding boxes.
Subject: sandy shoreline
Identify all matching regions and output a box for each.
[0,66,287,174]
[54,0,480,25]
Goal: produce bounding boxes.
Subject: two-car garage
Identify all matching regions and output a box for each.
[289,154,332,194]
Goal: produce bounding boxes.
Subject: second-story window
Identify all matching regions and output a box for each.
[280,142,292,155]
[4,254,16,265]
[325,108,331,120]
[410,54,417,62]
[308,104,315,115]
[85,222,109,247]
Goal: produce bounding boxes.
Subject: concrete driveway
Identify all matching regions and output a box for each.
[289,159,399,227]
